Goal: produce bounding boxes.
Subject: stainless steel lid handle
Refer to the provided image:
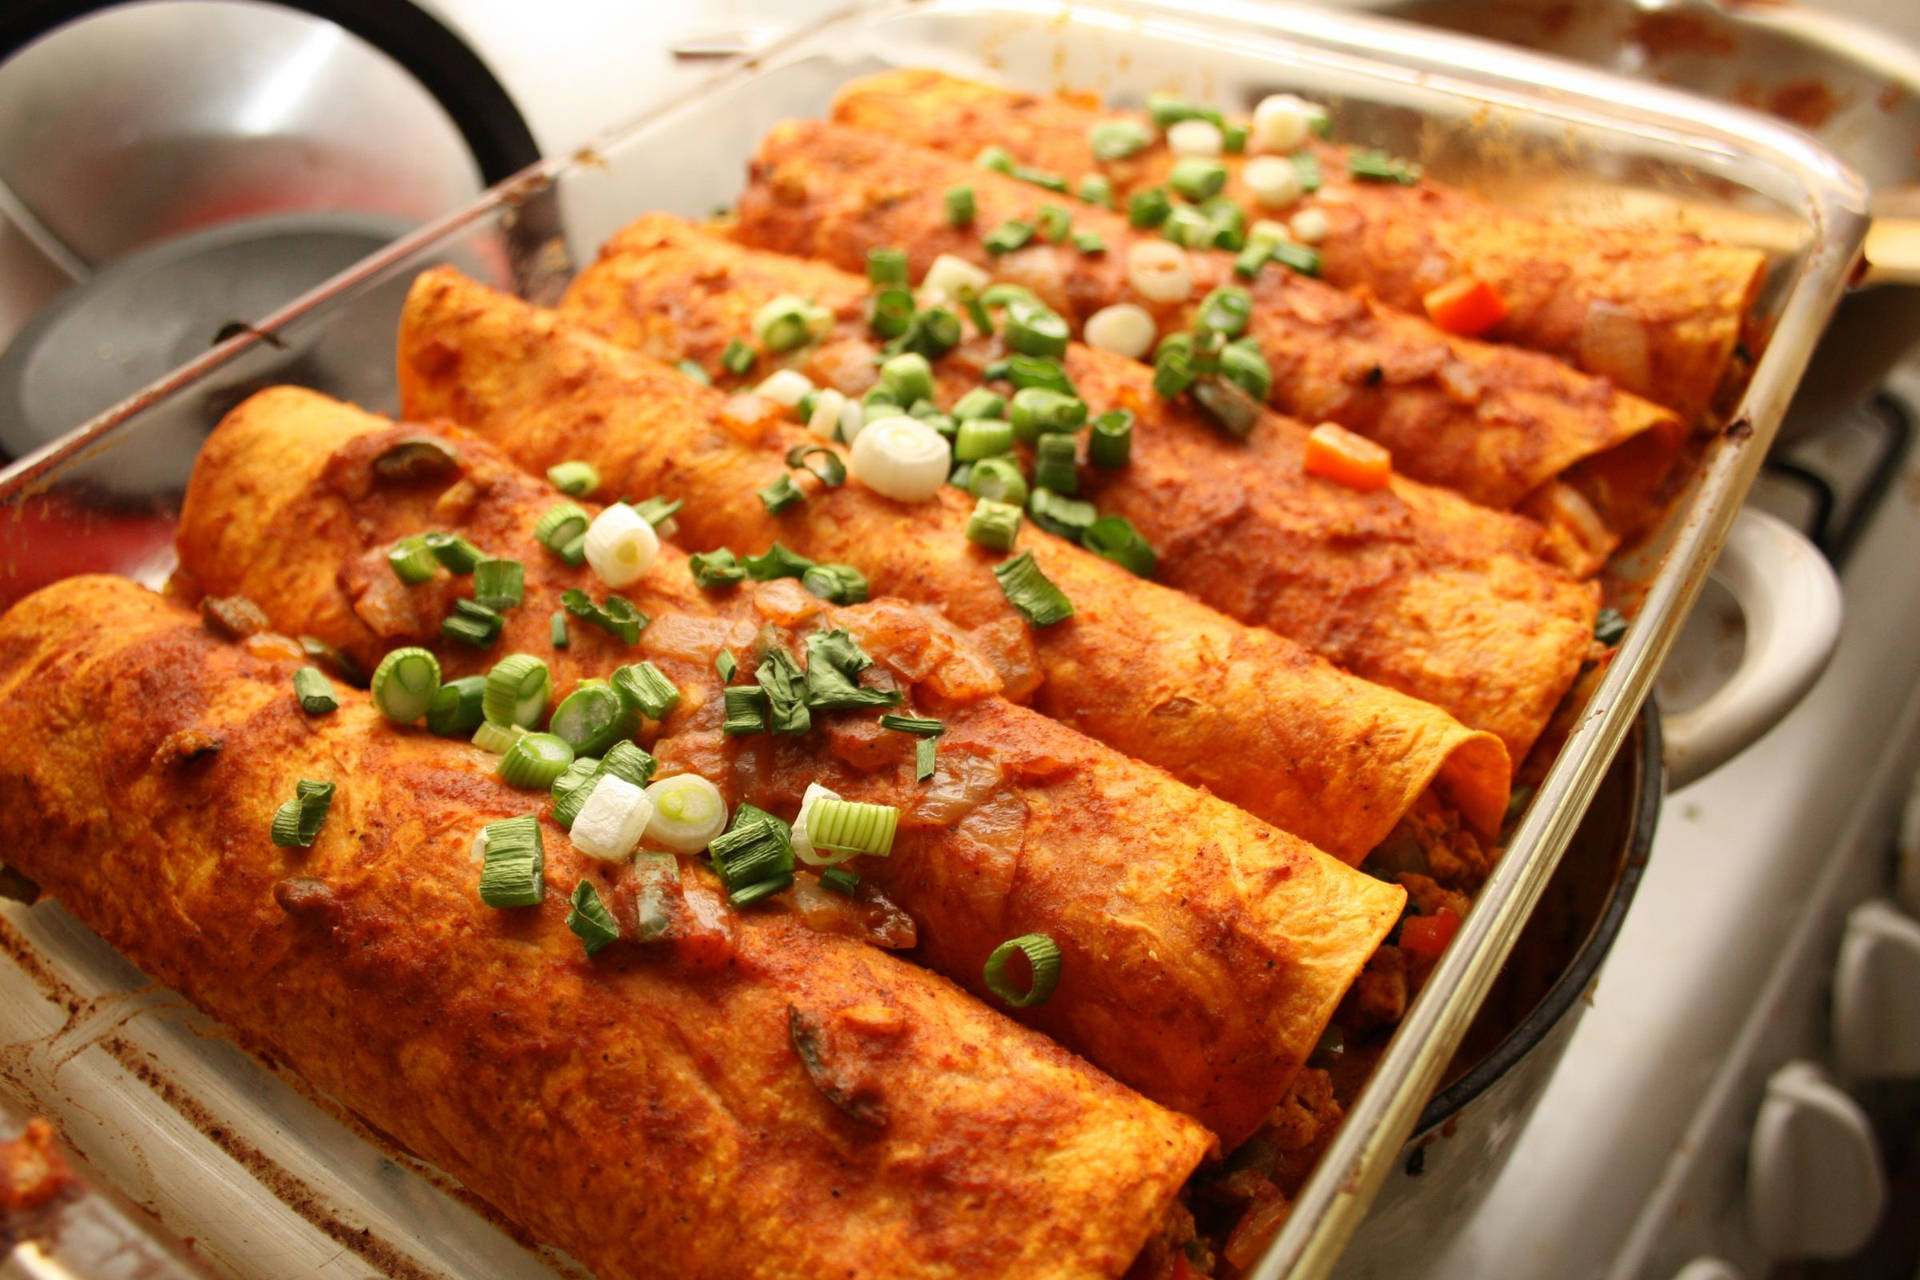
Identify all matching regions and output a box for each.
[1663,509,1843,788]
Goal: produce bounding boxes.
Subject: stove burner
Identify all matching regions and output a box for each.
[0,211,410,463]
[1755,392,1913,568]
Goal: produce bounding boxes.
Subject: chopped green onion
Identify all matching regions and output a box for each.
[968,456,1030,508]
[1234,242,1272,279]
[1270,240,1322,278]
[955,285,994,337]
[547,461,600,497]
[993,550,1075,626]
[722,685,768,735]
[1009,388,1087,443]
[482,653,551,728]
[716,648,738,683]
[550,741,658,830]
[801,562,869,605]
[1160,205,1212,249]
[914,735,937,781]
[866,247,909,286]
[551,610,569,649]
[1011,163,1069,193]
[677,358,713,386]
[549,682,635,756]
[371,646,441,723]
[1194,378,1263,438]
[753,294,832,353]
[944,185,976,228]
[966,497,1023,551]
[803,629,902,711]
[600,740,659,788]
[387,536,437,585]
[983,933,1062,1007]
[878,352,935,405]
[805,798,898,858]
[642,775,728,854]
[721,338,755,375]
[820,867,862,896]
[1220,340,1274,402]
[535,502,592,557]
[999,355,1076,395]
[549,755,600,816]
[424,532,484,574]
[952,388,1006,422]
[631,495,684,530]
[754,648,812,735]
[954,417,1015,462]
[888,306,962,361]
[475,814,544,908]
[607,662,679,722]
[473,558,524,611]
[440,598,504,649]
[1089,410,1134,468]
[685,547,743,589]
[727,875,793,908]
[471,720,525,754]
[1292,151,1323,193]
[1197,287,1254,340]
[1072,230,1107,255]
[499,732,576,789]
[708,803,794,896]
[983,220,1034,256]
[1349,149,1422,184]
[426,674,488,737]
[1169,156,1228,201]
[879,713,944,736]
[565,880,620,956]
[949,461,975,489]
[743,543,816,581]
[369,436,461,483]
[1077,174,1114,210]
[556,533,587,567]
[1083,515,1158,578]
[1036,204,1072,243]
[270,779,335,849]
[1153,334,1197,399]
[759,473,806,515]
[975,144,1015,173]
[570,773,655,862]
[1147,93,1220,129]
[1128,187,1172,229]
[982,283,1037,308]
[869,287,914,341]
[561,588,649,644]
[1595,607,1629,646]
[1089,117,1153,161]
[795,388,821,423]
[1029,488,1097,541]
[1004,300,1070,359]
[1034,434,1080,495]
[1223,122,1249,152]
[299,635,363,684]
[292,667,337,716]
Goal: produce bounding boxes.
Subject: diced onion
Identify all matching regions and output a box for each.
[569,774,654,862]
[1166,118,1224,158]
[808,387,847,440]
[790,782,852,867]
[849,415,951,503]
[921,253,992,301]
[1083,303,1158,360]
[755,369,814,407]
[1251,93,1315,153]
[642,774,730,853]
[1290,207,1331,244]
[583,503,660,588]
[1126,241,1193,305]
[1245,155,1303,209]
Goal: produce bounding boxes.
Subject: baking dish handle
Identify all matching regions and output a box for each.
[1663,508,1841,789]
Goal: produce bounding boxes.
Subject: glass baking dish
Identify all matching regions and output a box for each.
[0,1,1868,1277]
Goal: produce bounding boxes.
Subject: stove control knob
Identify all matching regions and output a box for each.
[1834,900,1920,1078]
[1747,1060,1885,1259]
[1671,1258,1744,1280]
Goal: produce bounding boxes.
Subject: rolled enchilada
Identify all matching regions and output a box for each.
[559,214,1599,759]
[395,267,1512,862]
[0,574,1211,1280]
[173,385,1407,1145]
[731,119,1687,540]
[830,68,1766,423]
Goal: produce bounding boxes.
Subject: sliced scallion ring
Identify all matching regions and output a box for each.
[804,798,899,859]
[548,682,634,756]
[983,933,1063,1007]
[583,503,661,588]
[482,653,551,729]
[425,674,488,738]
[641,774,729,854]
[499,732,576,790]
[535,502,592,555]
[476,814,544,908]
[993,550,1075,627]
[611,662,682,721]
[269,779,335,849]
[473,558,524,611]
[547,460,600,497]
[291,667,338,716]
[387,536,437,585]
[1083,515,1158,579]
[568,773,655,862]
[471,720,525,754]
[565,879,620,956]
[370,646,441,724]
